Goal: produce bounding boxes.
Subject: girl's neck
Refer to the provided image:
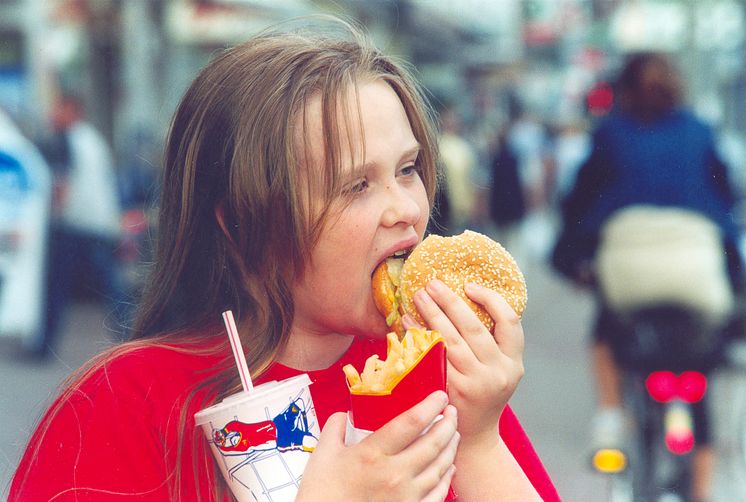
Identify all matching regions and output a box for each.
[277,330,354,371]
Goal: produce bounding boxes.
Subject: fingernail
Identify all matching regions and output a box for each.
[464,282,481,294]
[415,289,433,305]
[447,464,457,478]
[427,279,445,293]
[401,313,418,329]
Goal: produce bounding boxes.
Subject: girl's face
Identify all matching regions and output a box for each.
[291,79,429,340]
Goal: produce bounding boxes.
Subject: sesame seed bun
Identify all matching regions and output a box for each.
[372,230,527,335]
[399,230,527,331]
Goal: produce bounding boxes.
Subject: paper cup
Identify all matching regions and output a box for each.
[194,374,319,502]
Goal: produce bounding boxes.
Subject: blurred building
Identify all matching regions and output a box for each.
[0,0,745,188]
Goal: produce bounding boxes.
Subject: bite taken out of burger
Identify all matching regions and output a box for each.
[372,230,527,338]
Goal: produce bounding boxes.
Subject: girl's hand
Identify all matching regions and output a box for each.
[297,391,459,502]
[407,279,525,446]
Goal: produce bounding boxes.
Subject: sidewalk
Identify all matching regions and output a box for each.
[0,302,115,495]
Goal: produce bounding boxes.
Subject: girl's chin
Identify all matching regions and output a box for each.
[354,320,391,339]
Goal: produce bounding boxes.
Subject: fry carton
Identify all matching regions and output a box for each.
[344,329,447,431]
[343,329,455,500]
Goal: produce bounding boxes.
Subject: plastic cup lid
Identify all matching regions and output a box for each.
[194,373,312,425]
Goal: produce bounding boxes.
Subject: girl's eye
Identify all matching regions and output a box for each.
[348,179,368,194]
[400,163,419,177]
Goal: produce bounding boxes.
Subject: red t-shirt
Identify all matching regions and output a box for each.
[10,336,560,501]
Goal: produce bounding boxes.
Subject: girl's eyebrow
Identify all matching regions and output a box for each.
[351,142,422,175]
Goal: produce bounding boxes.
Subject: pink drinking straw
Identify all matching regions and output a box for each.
[222,310,254,393]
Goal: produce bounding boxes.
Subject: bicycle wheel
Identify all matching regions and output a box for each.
[626,375,694,501]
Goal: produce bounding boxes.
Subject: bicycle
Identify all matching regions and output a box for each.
[590,304,726,502]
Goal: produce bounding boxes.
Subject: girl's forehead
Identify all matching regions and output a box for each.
[297,83,368,172]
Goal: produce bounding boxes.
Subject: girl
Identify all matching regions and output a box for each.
[11,20,558,501]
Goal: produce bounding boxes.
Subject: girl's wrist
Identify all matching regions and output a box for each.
[457,425,502,454]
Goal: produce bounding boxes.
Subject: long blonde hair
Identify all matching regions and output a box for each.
[142,18,440,499]
[133,19,439,386]
[13,18,441,501]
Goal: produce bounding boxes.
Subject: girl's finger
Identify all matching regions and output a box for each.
[411,288,477,372]
[420,465,457,502]
[316,412,348,448]
[413,420,459,484]
[421,280,502,364]
[464,282,525,361]
[367,391,449,456]
[400,404,458,476]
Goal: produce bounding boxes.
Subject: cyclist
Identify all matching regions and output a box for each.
[551,51,744,502]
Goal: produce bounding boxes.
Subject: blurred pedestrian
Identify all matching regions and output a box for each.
[435,103,479,234]
[551,51,743,502]
[488,128,526,254]
[505,98,550,212]
[546,115,591,207]
[33,93,126,358]
[504,98,554,260]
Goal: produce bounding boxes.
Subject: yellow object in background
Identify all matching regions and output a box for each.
[591,448,628,474]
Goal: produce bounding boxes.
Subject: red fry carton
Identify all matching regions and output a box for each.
[345,335,456,501]
[348,336,447,431]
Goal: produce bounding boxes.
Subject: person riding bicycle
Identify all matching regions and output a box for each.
[551,51,744,502]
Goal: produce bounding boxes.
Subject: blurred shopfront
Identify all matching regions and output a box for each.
[0,0,745,190]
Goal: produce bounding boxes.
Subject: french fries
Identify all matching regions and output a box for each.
[343,328,442,394]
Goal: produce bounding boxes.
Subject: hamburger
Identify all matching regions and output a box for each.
[373,230,527,337]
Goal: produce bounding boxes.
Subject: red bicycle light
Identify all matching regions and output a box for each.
[678,371,707,403]
[664,402,695,455]
[645,371,677,402]
[665,430,695,455]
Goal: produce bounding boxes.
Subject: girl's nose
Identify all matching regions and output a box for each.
[381,184,422,227]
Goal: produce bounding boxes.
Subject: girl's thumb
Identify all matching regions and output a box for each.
[316,412,348,446]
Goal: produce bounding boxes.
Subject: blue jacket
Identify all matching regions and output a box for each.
[552,108,740,282]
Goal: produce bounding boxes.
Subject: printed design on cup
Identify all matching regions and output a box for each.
[212,397,317,458]
[195,374,319,501]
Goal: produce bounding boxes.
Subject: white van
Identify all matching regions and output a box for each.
[0,111,51,349]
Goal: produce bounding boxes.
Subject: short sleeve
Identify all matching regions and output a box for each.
[10,372,170,501]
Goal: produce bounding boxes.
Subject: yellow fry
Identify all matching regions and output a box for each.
[394,358,407,374]
[379,354,405,389]
[403,344,418,369]
[369,382,385,393]
[409,327,421,347]
[413,328,430,352]
[387,332,403,358]
[361,354,380,389]
[347,328,442,394]
[342,364,362,387]
[403,329,414,349]
[388,359,407,387]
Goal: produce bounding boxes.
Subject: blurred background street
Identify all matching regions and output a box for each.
[2,0,746,500]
